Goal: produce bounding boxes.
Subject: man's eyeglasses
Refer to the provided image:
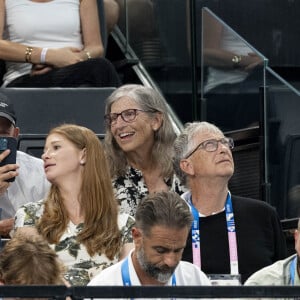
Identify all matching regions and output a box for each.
[104,108,153,126]
[185,137,234,158]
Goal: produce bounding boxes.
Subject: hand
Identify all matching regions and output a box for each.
[0,218,14,237]
[0,149,19,195]
[46,47,83,68]
[242,52,264,72]
[30,64,53,76]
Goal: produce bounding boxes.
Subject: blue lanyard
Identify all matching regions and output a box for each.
[290,256,298,285]
[188,192,239,275]
[121,256,176,287]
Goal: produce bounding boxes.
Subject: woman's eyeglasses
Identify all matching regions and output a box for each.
[104,108,154,126]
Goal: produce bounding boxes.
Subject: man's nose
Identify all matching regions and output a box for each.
[163,252,179,268]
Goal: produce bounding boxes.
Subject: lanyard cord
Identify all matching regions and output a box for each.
[290,256,298,285]
[188,192,239,275]
[121,256,177,299]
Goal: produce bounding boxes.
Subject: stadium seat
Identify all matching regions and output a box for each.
[0,87,115,135]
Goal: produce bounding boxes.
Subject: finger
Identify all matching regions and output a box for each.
[0,169,19,184]
[0,219,13,236]
[0,149,10,162]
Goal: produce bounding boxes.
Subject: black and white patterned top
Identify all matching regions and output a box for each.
[113,166,187,217]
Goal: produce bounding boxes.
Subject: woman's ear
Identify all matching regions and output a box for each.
[151,112,163,131]
[79,148,87,165]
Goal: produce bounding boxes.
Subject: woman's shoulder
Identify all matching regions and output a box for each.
[14,199,46,228]
[19,198,45,211]
[117,212,134,244]
[16,199,45,220]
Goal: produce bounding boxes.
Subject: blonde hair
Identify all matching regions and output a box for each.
[37,124,121,258]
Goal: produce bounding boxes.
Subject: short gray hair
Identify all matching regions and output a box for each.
[173,121,224,185]
[135,191,192,236]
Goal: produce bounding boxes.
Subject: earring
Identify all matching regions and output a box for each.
[80,160,85,165]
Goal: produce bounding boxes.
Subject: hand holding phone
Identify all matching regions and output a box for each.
[0,137,18,182]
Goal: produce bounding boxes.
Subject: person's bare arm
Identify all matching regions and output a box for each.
[0,218,14,237]
[0,0,83,69]
[80,0,104,59]
[202,13,262,70]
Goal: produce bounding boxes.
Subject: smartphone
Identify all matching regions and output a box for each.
[0,137,17,182]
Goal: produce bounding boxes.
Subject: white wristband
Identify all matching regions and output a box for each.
[40,48,48,64]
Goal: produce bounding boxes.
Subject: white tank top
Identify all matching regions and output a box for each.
[3,0,83,86]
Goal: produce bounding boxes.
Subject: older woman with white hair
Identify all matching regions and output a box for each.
[103,84,186,216]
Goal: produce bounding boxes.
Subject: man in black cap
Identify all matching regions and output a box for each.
[0,92,49,236]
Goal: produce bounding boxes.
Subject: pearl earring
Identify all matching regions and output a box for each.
[80,160,85,165]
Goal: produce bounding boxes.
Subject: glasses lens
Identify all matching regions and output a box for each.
[228,138,234,149]
[203,140,218,152]
[105,113,119,126]
[219,138,234,149]
[122,109,138,122]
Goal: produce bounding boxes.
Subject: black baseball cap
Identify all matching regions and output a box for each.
[0,92,16,126]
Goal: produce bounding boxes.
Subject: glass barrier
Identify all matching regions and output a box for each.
[115,1,300,220]
[201,7,268,132]
[114,0,300,128]
[116,0,195,124]
[265,67,300,219]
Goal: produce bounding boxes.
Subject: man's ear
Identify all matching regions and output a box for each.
[132,227,143,247]
[180,159,195,176]
[13,126,20,138]
[295,229,299,246]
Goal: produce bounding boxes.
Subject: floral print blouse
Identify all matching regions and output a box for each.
[14,199,135,286]
[113,166,187,217]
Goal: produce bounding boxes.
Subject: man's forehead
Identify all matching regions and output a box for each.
[0,116,13,126]
[194,131,223,141]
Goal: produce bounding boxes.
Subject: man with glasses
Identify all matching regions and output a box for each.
[173,121,287,284]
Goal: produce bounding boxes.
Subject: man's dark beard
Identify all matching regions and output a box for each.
[136,247,177,283]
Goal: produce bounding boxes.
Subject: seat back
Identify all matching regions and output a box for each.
[282,135,300,218]
[18,133,105,159]
[227,127,262,200]
[0,87,114,134]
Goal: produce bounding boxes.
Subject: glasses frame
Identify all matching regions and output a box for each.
[104,108,152,126]
[184,137,234,159]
